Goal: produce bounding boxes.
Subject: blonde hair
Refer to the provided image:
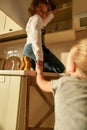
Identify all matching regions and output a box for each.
[72,39,87,78]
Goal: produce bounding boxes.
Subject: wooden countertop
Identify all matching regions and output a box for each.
[0,70,61,77]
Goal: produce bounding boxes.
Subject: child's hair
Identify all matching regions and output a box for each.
[72,39,87,78]
[28,0,56,15]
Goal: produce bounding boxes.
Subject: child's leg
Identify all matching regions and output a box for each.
[22,44,35,70]
[43,46,65,73]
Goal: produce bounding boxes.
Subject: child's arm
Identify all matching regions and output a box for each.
[36,63,53,93]
[43,9,59,26]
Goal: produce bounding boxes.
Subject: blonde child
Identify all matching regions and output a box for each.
[36,39,87,130]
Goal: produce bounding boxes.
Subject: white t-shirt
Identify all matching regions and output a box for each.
[25,13,54,61]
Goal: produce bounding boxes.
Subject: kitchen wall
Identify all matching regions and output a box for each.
[0,34,75,67]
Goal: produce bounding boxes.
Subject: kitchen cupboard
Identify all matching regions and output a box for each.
[0,71,28,130]
[0,70,59,130]
[0,10,22,35]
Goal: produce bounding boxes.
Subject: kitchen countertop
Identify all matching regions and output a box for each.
[0,70,60,77]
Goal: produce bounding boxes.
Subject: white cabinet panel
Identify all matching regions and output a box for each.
[0,10,22,34]
[0,76,11,130]
[3,16,22,34]
[0,76,25,130]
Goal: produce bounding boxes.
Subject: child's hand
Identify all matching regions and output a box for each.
[52,9,59,15]
[36,60,43,74]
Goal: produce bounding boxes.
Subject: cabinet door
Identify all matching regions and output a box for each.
[3,16,22,34]
[0,76,21,130]
[0,76,11,130]
[0,10,22,35]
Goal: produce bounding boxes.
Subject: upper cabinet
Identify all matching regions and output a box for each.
[0,10,22,35]
[72,0,87,31]
[46,0,72,33]
[73,0,87,15]
[46,0,87,33]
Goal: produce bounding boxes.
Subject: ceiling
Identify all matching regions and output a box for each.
[0,0,72,29]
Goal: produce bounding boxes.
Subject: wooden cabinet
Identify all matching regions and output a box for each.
[0,71,27,130]
[0,70,59,130]
[46,0,72,33]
